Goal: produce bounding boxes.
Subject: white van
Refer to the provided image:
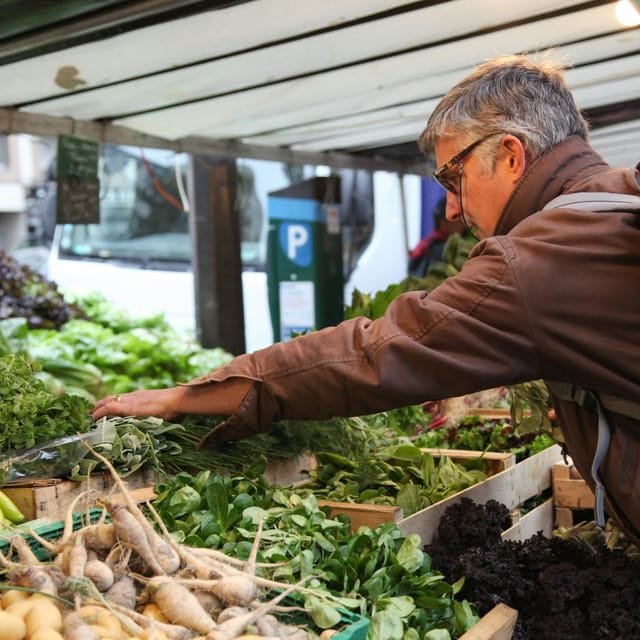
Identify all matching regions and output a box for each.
[45,144,422,353]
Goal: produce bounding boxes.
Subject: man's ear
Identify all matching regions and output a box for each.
[501,134,526,181]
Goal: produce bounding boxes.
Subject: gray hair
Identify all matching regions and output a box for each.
[418,54,589,165]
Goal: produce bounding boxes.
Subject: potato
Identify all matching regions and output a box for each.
[29,630,64,640]
[0,610,27,640]
[1,590,30,609]
[86,625,121,640]
[141,603,168,623]
[76,606,122,635]
[24,599,62,638]
[4,599,37,620]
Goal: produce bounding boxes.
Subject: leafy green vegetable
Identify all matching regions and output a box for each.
[299,444,486,516]
[152,468,480,638]
[0,353,93,455]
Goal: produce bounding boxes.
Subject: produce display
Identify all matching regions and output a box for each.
[151,465,480,639]
[426,498,640,640]
[0,452,364,640]
[2,250,626,640]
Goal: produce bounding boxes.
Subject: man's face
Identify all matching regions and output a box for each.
[434,135,522,239]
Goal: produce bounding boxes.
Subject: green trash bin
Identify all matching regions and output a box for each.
[267,176,343,342]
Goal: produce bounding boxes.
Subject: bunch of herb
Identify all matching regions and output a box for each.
[69,415,185,480]
[0,352,93,454]
[155,413,379,476]
[152,466,480,639]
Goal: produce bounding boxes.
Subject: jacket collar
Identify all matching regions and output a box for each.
[494,136,611,235]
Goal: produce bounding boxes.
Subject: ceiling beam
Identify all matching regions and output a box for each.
[0,107,431,176]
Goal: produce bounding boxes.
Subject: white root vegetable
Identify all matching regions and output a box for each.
[85,444,180,575]
[243,511,262,578]
[106,502,167,576]
[104,574,137,610]
[216,606,249,623]
[9,533,42,566]
[209,574,259,608]
[11,565,60,596]
[108,603,194,640]
[68,534,88,578]
[145,502,236,581]
[148,576,216,635]
[59,490,95,551]
[205,578,310,640]
[81,522,117,552]
[84,558,115,591]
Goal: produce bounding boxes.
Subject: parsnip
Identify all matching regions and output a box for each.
[148,576,216,635]
[84,559,115,592]
[85,445,179,575]
[106,503,166,576]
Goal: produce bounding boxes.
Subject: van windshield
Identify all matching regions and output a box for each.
[57,145,191,268]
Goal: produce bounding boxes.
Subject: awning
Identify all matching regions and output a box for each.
[0,0,639,174]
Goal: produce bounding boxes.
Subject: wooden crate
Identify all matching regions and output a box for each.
[460,604,518,640]
[317,501,403,532]
[313,449,512,532]
[264,453,317,486]
[551,461,595,528]
[420,448,516,477]
[399,445,563,544]
[2,468,158,522]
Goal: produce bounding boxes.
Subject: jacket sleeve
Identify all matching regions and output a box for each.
[193,236,541,448]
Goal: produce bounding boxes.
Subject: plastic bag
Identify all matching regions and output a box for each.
[0,421,116,486]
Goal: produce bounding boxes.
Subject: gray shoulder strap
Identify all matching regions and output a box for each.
[543,192,640,212]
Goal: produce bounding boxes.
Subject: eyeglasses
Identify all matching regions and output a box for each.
[433,134,496,195]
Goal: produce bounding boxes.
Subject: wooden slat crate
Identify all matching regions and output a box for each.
[2,468,158,522]
[399,445,564,544]
[420,448,516,477]
[312,449,514,532]
[551,461,595,528]
[460,604,518,640]
[317,501,403,532]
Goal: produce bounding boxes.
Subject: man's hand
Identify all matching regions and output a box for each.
[90,387,184,422]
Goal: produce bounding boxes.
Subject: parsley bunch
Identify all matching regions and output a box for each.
[0,353,92,453]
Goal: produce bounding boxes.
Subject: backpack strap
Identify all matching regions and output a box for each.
[547,380,640,526]
[543,192,640,212]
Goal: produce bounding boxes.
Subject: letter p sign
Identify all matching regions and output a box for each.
[280,222,312,267]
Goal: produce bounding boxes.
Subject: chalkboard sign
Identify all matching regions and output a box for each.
[56,134,100,224]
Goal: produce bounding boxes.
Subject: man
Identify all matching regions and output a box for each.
[92,55,640,544]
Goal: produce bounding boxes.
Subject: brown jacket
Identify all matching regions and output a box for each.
[191,136,640,542]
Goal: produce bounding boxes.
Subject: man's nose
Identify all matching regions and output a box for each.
[445,191,461,221]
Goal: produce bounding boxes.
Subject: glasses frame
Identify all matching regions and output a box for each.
[433,134,496,195]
